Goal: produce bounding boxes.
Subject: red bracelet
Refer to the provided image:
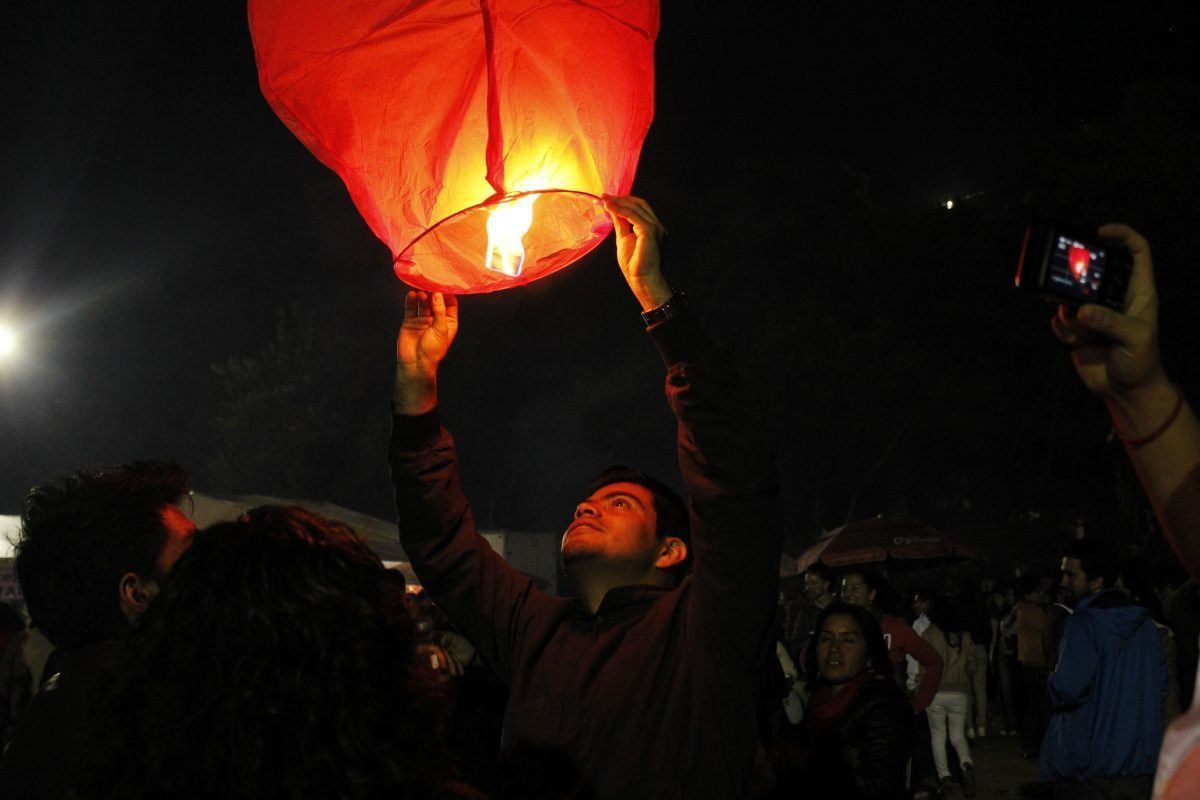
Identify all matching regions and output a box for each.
[1112,385,1184,446]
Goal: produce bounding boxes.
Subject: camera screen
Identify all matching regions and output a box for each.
[1046,234,1106,300]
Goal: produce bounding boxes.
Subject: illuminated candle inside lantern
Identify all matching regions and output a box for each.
[1068,245,1090,280]
[485,194,538,277]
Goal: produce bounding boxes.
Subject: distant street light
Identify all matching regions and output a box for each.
[0,324,17,360]
[944,199,955,210]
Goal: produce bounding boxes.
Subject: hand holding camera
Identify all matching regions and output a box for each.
[1021,221,1172,434]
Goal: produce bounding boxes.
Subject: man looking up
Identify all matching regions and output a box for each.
[0,461,195,798]
[841,569,943,715]
[1040,541,1166,797]
[389,195,782,799]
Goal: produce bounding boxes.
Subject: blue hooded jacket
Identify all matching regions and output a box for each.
[1040,589,1167,780]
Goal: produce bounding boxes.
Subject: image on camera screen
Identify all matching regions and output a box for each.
[1047,234,1106,300]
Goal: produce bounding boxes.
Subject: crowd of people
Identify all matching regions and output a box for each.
[772,547,1189,798]
[0,201,1198,799]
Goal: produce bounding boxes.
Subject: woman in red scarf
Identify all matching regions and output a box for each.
[771,602,913,799]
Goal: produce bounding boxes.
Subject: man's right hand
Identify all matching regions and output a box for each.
[394,290,458,415]
[1050,224,1175,435]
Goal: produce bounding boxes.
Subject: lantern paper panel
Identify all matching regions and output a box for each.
[248,0,659,294]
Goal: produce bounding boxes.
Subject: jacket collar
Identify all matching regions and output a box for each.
[568,583,675,621]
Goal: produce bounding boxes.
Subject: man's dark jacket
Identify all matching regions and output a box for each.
[1040,589,1166,781]
[389,311,783,799]
[0,641,123,799]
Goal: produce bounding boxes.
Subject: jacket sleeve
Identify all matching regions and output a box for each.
[850,694,915,800]
[901,624,943,713]
[649,310,783,670]
[1047,613,1098,709]
[1042,612,1059,671]
[389,409,555,684]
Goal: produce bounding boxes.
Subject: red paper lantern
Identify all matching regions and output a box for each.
[249,0,659,294]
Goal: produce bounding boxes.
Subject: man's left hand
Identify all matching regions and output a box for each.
[602,194,672,312]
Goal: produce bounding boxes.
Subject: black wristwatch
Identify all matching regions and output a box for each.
[641,290,688,328]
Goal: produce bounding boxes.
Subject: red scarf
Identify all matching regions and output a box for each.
[805,670,878,738]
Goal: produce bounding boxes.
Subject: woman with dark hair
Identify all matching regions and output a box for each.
[772,601,913,798]
[78,506,478,800]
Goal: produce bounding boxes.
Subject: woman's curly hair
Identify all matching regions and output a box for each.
[79,506,479,800]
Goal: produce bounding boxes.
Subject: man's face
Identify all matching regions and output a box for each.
[122,504,197,622]
[561,482,661,568]
[840,574,874,608]
[1060,557,1091,605]
[155,505,197,579]
[913,595,930,616]
[804,571,829,602]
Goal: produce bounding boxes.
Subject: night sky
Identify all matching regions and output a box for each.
[1,3,1196,559]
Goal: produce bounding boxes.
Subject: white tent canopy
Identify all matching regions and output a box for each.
[1,515,20,559]
[189,492,409,562]
[1,497,411,571]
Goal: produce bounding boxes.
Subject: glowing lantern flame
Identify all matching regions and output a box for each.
[485,195,538,276]
[1069,245,1090,280]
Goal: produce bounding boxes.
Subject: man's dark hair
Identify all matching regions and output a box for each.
[1117,557,1165,622]
[1065,540,1118,590]
[804,601,893,687]
[16,461,190,650]
[78,506,476,800]
[842,569,902,614]
[0,602,26,636]
[912,586,936,607]
[842,569,885,596]
[805,561,834,587]
[587,464,692,582]
[1017,573,1040,597]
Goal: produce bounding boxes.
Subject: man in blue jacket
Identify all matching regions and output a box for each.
[1041,540,1167,798]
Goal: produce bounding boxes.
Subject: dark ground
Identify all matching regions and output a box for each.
[932,732,1043,799]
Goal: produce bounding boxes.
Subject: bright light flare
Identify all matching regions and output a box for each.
[485,194,538,276]
[944,199,954,210]
[0,324,17,360]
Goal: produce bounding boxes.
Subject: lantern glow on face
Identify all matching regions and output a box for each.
[250,1,659,294]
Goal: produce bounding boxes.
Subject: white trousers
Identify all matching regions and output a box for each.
[927,690,973,779]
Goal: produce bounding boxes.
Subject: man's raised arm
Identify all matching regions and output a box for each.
[390,291,553,682]
[1051,225,1200,579]
[603,195,783,668]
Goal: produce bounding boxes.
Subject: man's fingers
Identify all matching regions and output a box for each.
[404,291,419,320]
[603,194,661,228]
[1098,223,1156,318]
[1076,303,1137,344]
[1051,313,1081,346]
[602,200,636,243]
[430,292,460,330]
[1098,223,1151,261]
[1054,305,1090,338]
[620,203,661,237]
[623,196,667,233]
[412,292,432,321]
